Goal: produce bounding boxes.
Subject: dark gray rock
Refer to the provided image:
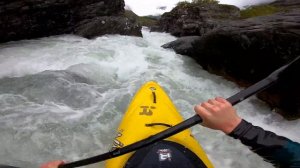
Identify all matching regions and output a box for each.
[75,16,142,38]
[161,36,201,56]
[191,9,300,83]
[162,8,300,118]
[0,0,142,43]
[271,0,300,8]
[153,3,240,36]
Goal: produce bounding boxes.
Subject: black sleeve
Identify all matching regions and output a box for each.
[228,119,300,168]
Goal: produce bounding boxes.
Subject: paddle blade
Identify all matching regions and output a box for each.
[267,56,300,81]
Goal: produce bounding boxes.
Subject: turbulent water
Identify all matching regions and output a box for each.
[0,29,299,168]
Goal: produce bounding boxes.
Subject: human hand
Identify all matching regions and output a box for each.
[194,97,242,134]
[40,160,65,168]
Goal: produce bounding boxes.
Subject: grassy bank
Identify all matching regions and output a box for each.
[240,5,281,19]
[125,10,158,27]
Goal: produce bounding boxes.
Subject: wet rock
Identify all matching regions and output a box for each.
[161,36,201,56]
[271,0,300,8]
[153,3,240,36]
[0,0,142,43]
[162,7,300,118]
[75,16,142,38]
[191,9,300,83]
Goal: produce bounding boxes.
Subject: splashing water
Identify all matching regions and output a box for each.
[0,29,299,168]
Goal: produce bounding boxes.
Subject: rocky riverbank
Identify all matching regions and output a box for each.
[0,0,142,43]
[153,2,240,36]
[158,0,300,119]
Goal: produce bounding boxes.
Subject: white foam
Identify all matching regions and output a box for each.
[0,30,299,168]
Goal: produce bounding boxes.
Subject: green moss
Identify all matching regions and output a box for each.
[240,5,281,19]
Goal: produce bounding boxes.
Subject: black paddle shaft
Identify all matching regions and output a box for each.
[60,56,300,168]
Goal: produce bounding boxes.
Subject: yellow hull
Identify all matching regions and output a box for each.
[105,81,213,168]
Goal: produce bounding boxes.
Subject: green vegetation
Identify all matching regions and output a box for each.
[124,10,138,20]
[176,1,191,8]
[125,10,158,27]
[192,0,219,4]
[176,0,219,8]
[138,16,158,27]
[240,5,281,19]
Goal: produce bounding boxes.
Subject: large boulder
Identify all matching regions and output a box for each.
[163,8,300,118]
[271,0,300,8]
[0,0,142,43]
[192,9,300,82]
[75,16,142,38]
[153,2,240,36]
[161,36,201,56]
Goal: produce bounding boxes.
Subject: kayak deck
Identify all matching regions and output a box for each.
[105,81,213,168]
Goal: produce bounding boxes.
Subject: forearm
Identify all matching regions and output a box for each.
[228,120,300,168]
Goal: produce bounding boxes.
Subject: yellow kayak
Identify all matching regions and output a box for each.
[105,81,213,168]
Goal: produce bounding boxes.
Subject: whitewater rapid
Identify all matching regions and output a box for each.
[0,29,299,168]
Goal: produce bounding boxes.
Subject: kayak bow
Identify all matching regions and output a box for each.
[105,81,213,168]
[60,56,300,168]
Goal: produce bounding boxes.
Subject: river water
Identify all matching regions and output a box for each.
[0,30,299,168]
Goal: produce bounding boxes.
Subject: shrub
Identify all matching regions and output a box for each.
[176,1,191,8]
